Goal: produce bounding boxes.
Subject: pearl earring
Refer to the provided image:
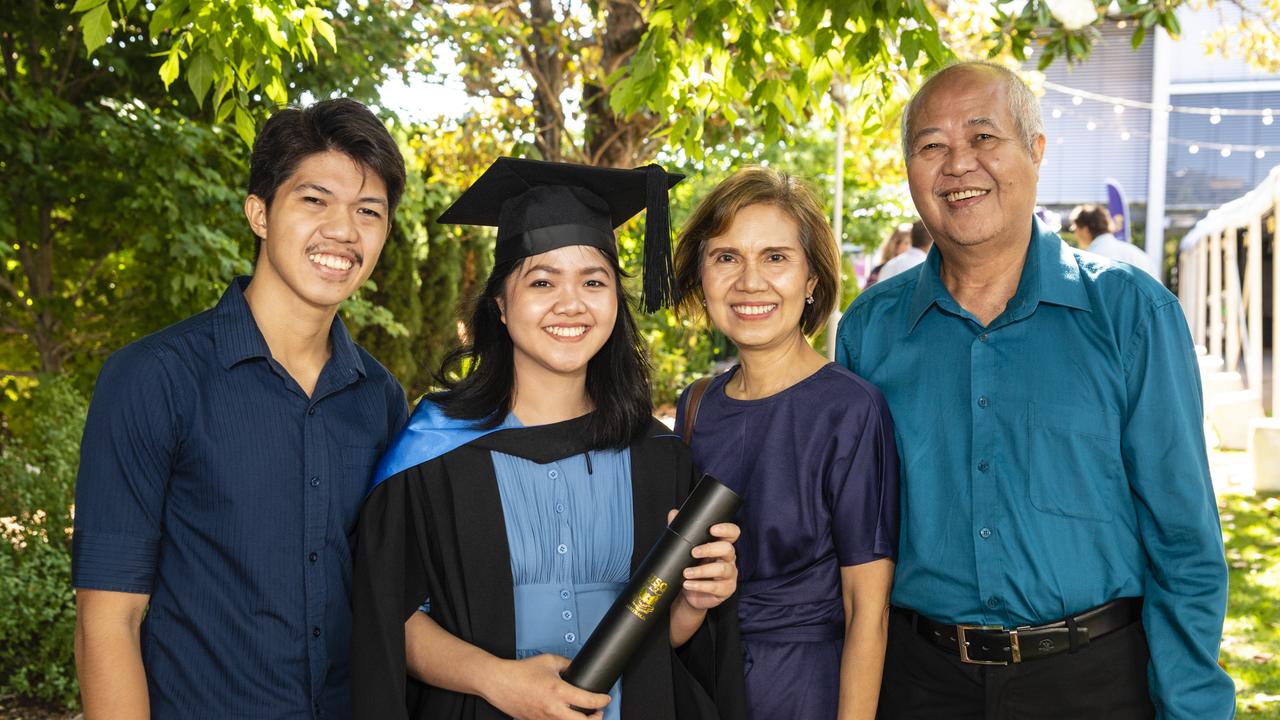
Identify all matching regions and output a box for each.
[805,295,815,305]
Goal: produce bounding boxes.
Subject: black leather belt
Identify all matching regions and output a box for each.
[894,598,1143,665]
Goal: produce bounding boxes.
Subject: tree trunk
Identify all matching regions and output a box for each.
[526,0,566,161]
[583,1,657,168]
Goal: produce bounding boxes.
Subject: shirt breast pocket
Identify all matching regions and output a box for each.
[1026,401,1124,522]
[342,444,381,481]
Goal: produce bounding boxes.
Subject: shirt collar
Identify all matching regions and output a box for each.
[906,216,1090,333]
[214,276,367,377]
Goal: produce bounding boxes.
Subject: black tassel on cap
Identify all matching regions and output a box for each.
[642,163,675,313]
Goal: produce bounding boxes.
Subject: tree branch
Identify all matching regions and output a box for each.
[0,369,42,378]
[0,29,18,104]
[0,272,24,303]
[68,246,119,309]
[54,22,83,99]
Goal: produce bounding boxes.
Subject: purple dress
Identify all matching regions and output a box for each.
[676,363,899,720]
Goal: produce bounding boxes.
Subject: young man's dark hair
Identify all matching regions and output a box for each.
[247,98,406,255]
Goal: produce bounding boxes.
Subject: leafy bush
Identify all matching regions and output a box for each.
[639,308,728,408]
[0,375,86,710]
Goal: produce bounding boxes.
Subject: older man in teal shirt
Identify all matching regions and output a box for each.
[837,61,1233,719]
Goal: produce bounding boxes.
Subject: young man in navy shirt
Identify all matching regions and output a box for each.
[72,98,409,719]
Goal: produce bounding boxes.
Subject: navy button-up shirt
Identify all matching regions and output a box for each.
[837,219,1234,719]
[73,277,408,719]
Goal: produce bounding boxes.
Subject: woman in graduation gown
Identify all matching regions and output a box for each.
[350,158,748,720]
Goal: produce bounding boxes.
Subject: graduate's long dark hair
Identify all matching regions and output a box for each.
[430,247,654,450]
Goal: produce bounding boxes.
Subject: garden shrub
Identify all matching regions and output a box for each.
[0,375,86,710]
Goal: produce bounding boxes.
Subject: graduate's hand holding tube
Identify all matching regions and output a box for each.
[486,654,610,720]
[669,510,740,646]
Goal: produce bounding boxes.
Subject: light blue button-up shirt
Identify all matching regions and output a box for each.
[836,218,1234,719]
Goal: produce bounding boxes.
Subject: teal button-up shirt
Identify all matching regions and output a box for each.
[836,218,1233,719]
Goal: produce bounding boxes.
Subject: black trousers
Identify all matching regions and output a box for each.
[877,609,1156,720]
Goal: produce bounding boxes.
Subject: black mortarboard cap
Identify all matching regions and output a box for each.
[437,157,684,312]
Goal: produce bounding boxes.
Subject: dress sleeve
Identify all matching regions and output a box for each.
[826,387,900,567]
[350,471,431,720]
[72,343,181,594]
[1120,299,1235,719]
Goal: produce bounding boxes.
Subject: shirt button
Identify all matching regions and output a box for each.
[555,503,566,513]
[979,527,992,539]
[986,597,1001,609]
[309,552,318,562]
[564,632,576,643]
[977,461,989,473]
[979,333,989,343]
[557,544,568,555]
[310,476,320,487]
[977,396,989,408]
[308,407,317,416]
[562,610,573,620]
[560,589,570,599]
[312,627,322,637]
[549,469,559,479]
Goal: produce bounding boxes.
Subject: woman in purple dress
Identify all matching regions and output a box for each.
[672,167,900,720]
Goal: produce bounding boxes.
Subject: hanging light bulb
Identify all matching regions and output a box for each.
[1121,131,1131,141]
[1220,147,1231,157]
[1072,95,1083,105]
[1052,107,1063,119]
[1113,105,1125,114]
[1256,149,1266,159]
[1086,120,1097,131]
[1210,110,1222,125]
[1189,145,1200,154]
[1264,115,1274,126]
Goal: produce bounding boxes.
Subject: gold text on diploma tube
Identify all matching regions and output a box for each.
[626,575,669,621]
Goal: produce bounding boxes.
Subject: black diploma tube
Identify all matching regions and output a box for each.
[562,473,742,696]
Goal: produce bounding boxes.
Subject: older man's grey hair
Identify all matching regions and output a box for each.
[900,61,1045,160]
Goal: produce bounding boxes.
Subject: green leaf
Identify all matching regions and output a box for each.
[186,49,214,106]
[814,27,835,57]
[264,74,288,105]
[1141,9,1158,28]
[1130,24,1147,49]
[234,105,256,147]
[71,0,108,12]
[798,3,825,35]
[901,29,920,69]
[159,46,182,89]
[80,4,112,55]
[313,17,337,51]
[215,96,236,123]
[1037,48,1056,71]
[149,0,190,38]
[212,74,234,109]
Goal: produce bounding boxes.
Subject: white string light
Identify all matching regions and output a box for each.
[1043,90,1280,157]
[1043,80,1280,117]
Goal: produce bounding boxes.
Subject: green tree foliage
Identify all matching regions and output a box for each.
[0,376,86,708]
[74,0,421,143]
[0,0,418,388]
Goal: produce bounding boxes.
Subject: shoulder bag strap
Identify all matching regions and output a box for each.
[680,376,714,445]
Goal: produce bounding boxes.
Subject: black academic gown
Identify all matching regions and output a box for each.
[350,415,747,720]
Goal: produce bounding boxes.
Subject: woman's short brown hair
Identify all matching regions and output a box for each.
[673,166,840,336]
